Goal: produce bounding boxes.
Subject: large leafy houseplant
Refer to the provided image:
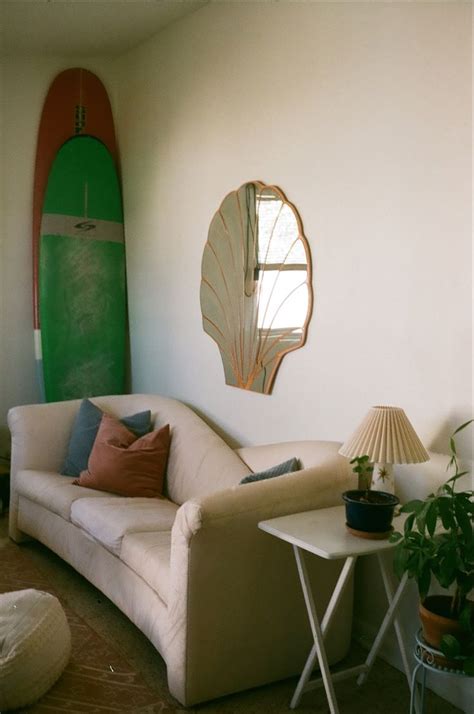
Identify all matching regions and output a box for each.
[390,420,474,674]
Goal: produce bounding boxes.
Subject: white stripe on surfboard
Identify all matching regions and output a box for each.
[40,214,124,243]
[34,329,42,360]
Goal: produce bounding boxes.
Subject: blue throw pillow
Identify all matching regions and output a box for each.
[61,399,152,477]
[240,457,300,485]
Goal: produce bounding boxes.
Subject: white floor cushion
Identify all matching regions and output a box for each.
[0,588,71,710]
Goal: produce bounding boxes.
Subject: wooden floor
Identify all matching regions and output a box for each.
[0,513,464,714]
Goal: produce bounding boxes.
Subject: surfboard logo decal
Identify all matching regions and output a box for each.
[74,220,96,232]
[41,214,124,243]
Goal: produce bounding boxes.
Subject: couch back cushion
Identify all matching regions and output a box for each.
[150,399,251,504]
[237,440,347,474]
[88,395,251,505]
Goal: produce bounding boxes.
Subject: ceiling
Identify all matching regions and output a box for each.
[0,0,209,56]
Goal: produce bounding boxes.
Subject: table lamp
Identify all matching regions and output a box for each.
[339,405,429,494]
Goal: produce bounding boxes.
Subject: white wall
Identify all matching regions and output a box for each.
[114,4,472,709]
[116,1,472,459]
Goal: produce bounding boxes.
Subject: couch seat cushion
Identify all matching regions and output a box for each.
[70,497,178,555]
[120,531,171,604]
[15,470,119,521]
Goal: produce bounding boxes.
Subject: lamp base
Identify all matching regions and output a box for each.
[371,463,394,494]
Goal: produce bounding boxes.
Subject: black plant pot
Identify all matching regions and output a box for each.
[342,490,400,536]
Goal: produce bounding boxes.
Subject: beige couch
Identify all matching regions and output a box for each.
[8,393,354,706]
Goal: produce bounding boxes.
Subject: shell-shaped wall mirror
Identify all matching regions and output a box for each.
[200,181,313,394]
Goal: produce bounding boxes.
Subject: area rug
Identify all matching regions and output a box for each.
[0,542,179,713]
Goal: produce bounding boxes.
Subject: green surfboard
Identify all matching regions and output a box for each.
[39,135,126,402]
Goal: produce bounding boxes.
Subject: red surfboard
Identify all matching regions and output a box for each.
[33,68,119,332]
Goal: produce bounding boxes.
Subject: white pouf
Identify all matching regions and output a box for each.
[0,588,72,710]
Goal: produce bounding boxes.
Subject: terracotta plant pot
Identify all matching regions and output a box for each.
[419,595,464,649]
[419,595,467,669]
[342,490,399,536]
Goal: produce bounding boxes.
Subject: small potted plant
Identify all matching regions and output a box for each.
[342,455,400,538]
[390,420,474,674]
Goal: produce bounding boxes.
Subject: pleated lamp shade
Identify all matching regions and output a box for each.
[339,406,429,464]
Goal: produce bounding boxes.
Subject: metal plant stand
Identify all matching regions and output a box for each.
[409,629,471,714]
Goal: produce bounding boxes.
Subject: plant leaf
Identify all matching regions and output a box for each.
[443,482,454,496]
[446,471,470,485]
[393,545,410,580]
[463,655,474,675]
[459,603,473,633]
[437,548,458,588]
[452,419,474,437]
[404,512,416,534]
[416,501,432,534]
[418,564,431,599]
[400,500,424,515]
[455,501,473,544]
[425,501,438,537]
[389,532,403,543]
[438,497,454,530]
[440,634,461,659]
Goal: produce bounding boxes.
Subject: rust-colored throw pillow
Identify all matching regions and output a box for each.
[73,414,170,498]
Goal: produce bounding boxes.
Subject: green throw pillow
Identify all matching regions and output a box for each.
[61,398,152,477]
[240,457,300,484]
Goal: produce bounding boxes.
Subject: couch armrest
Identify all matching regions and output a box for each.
[172,456,351,540]
[8,400,84,540]
[166,457,353,705]
[8,401,82,473]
